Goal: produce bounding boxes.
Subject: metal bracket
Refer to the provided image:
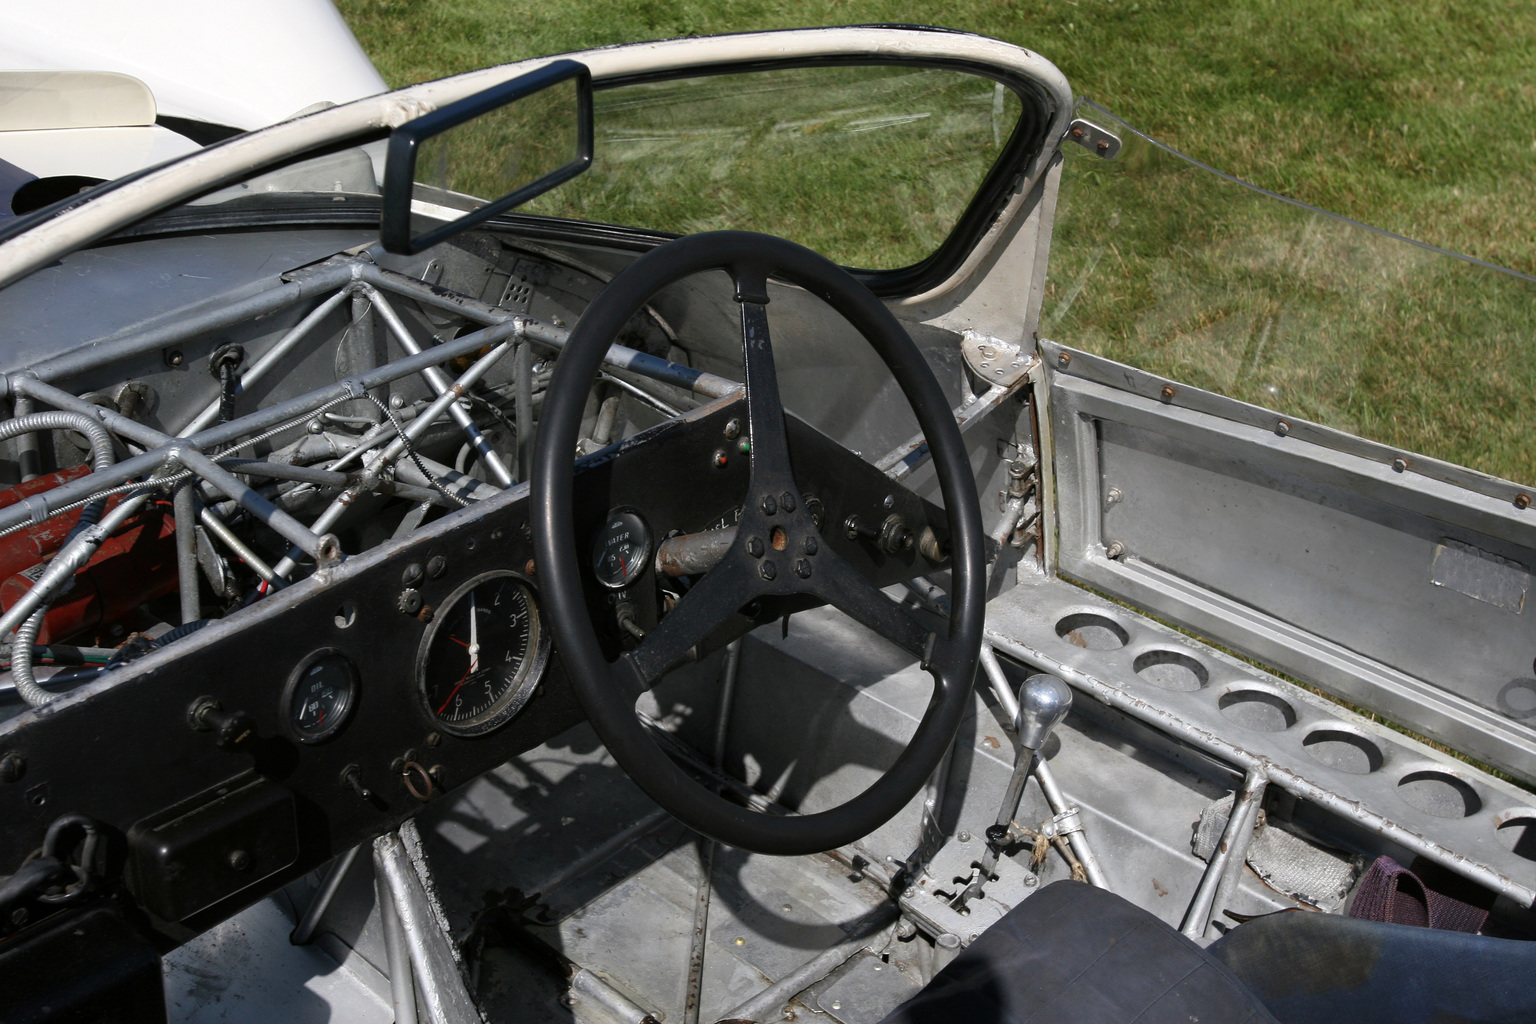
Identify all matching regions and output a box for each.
[961,331,1030,388]
[1065,119,1122,159]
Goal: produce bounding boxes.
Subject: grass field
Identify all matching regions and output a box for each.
[338,1,1536,485]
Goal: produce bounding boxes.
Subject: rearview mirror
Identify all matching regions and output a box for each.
[381,59,593,255]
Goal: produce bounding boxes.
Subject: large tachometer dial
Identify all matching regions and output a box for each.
[416,571,550,737]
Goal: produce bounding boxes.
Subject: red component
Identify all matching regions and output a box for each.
[0,470,181,643]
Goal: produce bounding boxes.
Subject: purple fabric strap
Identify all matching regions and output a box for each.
[1348,855,1488,933]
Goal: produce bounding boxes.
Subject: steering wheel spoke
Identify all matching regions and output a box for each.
[736,294,796,494]
[806,544,934,661]
[621,555,755,687]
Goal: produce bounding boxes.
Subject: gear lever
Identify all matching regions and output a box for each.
[954,673,1072,908]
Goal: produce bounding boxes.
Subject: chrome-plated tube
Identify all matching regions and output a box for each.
[270,341,512,579]
[171,447,324,558]
[198,507,284,588]
[173,481,200,625]
[374,860,419,1024]
[9,608,52,707]
[0,410,116,476]
[11,394,38,480]
[1179,769,1266,939]
[363,284,514,488]
[177,284,356,437]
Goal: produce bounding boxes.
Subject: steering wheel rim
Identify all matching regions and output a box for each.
[531,231,984,855]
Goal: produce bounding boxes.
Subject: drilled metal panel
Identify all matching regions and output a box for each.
[1046,358,1536,783]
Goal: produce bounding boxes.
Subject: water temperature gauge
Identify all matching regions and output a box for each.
[592,509,651,590]
[283,649,359,744]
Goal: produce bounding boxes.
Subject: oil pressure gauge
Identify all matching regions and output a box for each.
[283,649,359,744]
[592,510,651,590]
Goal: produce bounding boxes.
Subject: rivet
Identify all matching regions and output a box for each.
[733,936,746,946]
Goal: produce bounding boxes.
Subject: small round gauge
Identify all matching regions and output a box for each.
[592,510,651,590]
[283,649,358,744]
[416,571,550,737]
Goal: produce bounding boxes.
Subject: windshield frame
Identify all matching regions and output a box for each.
[0,26,1074,299]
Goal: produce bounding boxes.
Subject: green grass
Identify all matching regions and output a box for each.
[339,0,1536,484]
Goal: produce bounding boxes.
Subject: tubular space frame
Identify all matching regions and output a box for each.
[0,255,741,554]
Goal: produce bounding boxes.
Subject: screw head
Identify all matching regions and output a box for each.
[759,560,777,581]
[524,558,537,576]
[228,849,252,872]
[746,536,765,558]
[165,349,184,367]
[802,535,818,555]
[402,563,424,587]
[1023,872,1039,888]
[957,830,972,843]
[883,494,896,511]
[724,418,742,440]
[795,559,812,579]
[426,555,447,578]
[760,494,778,515]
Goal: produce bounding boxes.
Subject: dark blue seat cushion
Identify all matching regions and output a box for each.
[1207,909,1536,1024]
[879,880,1279,1024]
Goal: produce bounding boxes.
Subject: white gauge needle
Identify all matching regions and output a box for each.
[467,592,480,673]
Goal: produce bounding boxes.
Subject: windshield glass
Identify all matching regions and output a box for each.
[524,64,1023,269]
[1045,101,1536,489]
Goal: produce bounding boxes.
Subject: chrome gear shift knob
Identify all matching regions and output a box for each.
[1016,673,1072,750]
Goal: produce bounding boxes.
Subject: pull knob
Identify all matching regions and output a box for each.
[187,697,256,751]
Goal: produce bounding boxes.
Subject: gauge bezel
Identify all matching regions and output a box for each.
[591,507,652,590]
[414,569,551,738]
[281,647,360,745]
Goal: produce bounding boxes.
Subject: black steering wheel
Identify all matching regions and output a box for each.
[531,231,984,855]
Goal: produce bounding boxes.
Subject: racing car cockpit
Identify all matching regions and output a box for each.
[0,26,1533,1024]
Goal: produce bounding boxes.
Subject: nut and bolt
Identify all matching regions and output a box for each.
[724,418,742,440]
[1105,487,1123,506]
[746,536,765,558]
[1057,351,1072,367]
[802,536,818,555]
[1105,540,1127,560]
[1160,384,1177,402]
[759,560,777,581]
[794,559,813,579]
[1097,139,1110,153]
[1392,457,1410,473]
[779,492,796,512]
[1276,420,1291,436]
[760,494,778,515]
[1517,493,1532,510]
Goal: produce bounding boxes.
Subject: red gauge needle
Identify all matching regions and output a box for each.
[437,664,474,715]
[448,636,469,648]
